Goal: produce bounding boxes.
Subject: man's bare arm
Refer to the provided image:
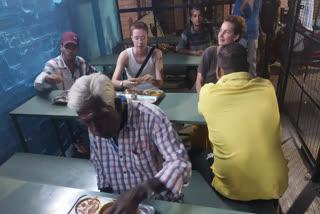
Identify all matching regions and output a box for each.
[195,72,204,93]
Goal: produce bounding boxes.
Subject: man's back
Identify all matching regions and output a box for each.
[199,72,288,201]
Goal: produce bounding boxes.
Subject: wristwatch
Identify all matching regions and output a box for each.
[120,81,124,88]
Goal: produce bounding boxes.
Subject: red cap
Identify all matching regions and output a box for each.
[61,32,79,46]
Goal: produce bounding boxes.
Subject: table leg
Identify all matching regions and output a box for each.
[10,114,29,153]
[66,120,77,143]
[51,119,66,157]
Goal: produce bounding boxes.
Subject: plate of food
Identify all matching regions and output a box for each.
[53,90,69,104]
[68,195,154,214]
[118,89,164,104]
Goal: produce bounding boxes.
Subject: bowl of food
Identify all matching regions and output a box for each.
[98,202,114,214]
[98,201,140,214]
[75,197,101,214]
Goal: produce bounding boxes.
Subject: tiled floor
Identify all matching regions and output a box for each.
[280,114,320,214]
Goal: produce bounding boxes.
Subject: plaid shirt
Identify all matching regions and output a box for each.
[34,54,96,91]
[300,0,314,31]
[89,99,191,201]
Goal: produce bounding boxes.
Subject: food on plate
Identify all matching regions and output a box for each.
[137,90,151,95]
[53,90,69,104]
[124,89,162,98]
[76,198,101,214]
[150,92,161,96]
[124,89,137,94]
[98,201,140,214]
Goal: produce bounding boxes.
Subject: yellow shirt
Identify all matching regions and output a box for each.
[198,72,288,201]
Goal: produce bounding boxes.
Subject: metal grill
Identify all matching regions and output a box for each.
[277,0,320,181]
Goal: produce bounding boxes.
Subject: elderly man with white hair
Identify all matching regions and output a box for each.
[68,73,191,214]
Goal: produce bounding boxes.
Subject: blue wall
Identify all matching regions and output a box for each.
[0,0,121,165]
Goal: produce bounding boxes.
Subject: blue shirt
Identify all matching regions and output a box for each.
[233,0,262,40]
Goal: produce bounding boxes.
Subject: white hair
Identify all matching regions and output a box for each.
[68,73,117,112]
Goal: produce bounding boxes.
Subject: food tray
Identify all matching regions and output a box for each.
[53,90,69,104]
[117,89,164,104]
[68,195,155,214]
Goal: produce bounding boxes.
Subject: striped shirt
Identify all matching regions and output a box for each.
[177,25,213,51]
[34,54,96,91]
[89,99,191,201]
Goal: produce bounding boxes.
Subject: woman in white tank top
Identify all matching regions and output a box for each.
[112,21,164,91]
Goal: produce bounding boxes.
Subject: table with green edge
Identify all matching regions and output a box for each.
[9,91,205,154]
[0,153,275,214]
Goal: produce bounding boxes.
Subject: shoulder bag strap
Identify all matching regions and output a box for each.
[135,47,155,78]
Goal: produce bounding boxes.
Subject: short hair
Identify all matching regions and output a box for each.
[217,43,248,74]
[68,73,117,112]
[130,21,149,35]
[223,15,246,39]
[189,7,204,17]
[189,7,204,25]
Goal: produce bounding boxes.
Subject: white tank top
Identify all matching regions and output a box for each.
[125,47,157,90]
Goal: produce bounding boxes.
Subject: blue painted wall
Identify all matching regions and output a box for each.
[0,0,121,165]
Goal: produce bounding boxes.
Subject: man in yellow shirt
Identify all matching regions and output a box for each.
[198,43,288,201]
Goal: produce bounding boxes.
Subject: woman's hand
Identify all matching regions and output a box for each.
[141,74,153,83]
[123,78,142,88]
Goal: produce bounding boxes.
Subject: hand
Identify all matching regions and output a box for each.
[193,50,203,56]
[123,78,142,88]
[45,75,63,85]
[140,74,153,83]
[106,185,147,214]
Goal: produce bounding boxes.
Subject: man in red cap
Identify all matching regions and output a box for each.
[34,32,96,91]
[34,32,97,156]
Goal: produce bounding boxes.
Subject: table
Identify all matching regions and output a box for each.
[0,152,98,191]
[0,153,275,214]
[158,93,205,125]
[9,91,78,154]
[0,176,248,214]
[9,91,205,153]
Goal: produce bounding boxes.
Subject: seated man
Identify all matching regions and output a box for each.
[34,32,97,155]
[190,15,246,150]
[176,7,215,56]
[112,21,164,90]
[68,73,191,213]
[194,15,246,92]
[34,32,96,91]
[198,43,288,201]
